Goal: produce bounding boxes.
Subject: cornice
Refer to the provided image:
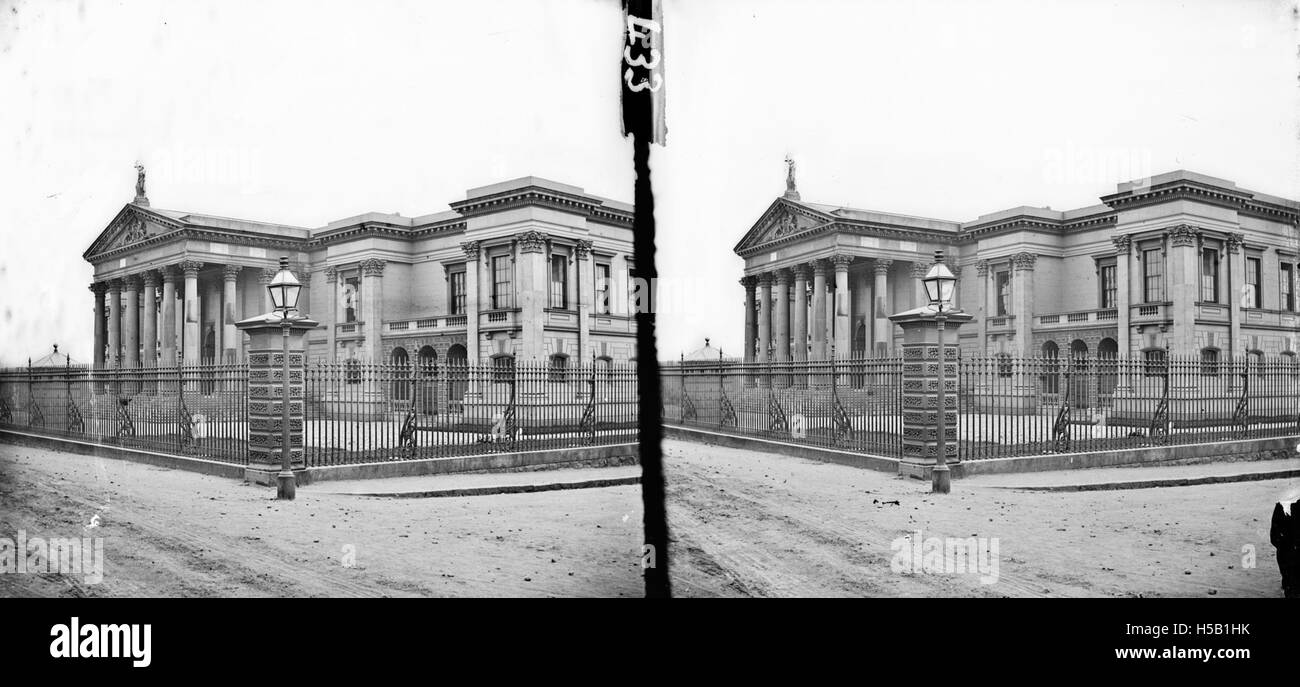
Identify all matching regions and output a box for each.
[1100,179,1254,213]
[448,186,633,228]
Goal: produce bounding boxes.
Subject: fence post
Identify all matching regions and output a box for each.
[889,308,972,481]
[236,313,321,486]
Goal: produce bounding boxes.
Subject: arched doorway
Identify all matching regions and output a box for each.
[391,347,410,402]
[1097,337,1118,400]
[1070,340,1089,408]
[417,346,437,415]
[446,344,468,409]
[1041,341,1060,395]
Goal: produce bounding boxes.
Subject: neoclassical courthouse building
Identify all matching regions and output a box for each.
[84,174,637,371]
[737,168,1300,363]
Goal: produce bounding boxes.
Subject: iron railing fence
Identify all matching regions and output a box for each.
[958,354,1300,460]
[660,358,906,458]
[0,362,249,464]
[302,360,639,466]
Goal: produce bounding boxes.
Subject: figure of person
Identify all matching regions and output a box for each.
[1272,491,1299,598]
[134,163,146,198]
[1000,279,1011,315]
[785,156,797,193]
[343,282,357,323]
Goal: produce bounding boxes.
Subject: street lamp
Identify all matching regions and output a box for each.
[922,250,957,494]
[267,256,301,500]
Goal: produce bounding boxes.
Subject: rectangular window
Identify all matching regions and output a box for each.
[1099,264,1117,309]
[549,254,568,309]
[595,263,611,315]
[449,270,466,315]
[627,267,639,314]
[1281,262,1294,312]
[492,255,514,309]
[1246,256,1261,308]
[1200,248,1219,303]
[1142,249,1164,303]
[995,271,1010,316]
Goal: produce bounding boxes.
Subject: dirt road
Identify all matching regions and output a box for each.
[0,444,645,597]
[664,440,1292,597]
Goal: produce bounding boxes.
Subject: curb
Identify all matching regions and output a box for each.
[986,468,1300,492]
[317,474,642,498]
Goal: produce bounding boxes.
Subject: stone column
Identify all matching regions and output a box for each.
[222,265,242,363]
[180,260,204,364]
[756,273,772,363]
[1167,226,1199,356]
[741,276,757,363]
[516,231,548,361]
[90,282,107,369]
[890,308,973,480]
[1012,252,1035,357]
[976,261,990,353]
[833,256,853,359]
[319,267,335,360]
[576,240,593,360]
[773,269,791,363]
[1113,236,1132,358]
[123,274,141,369]
[871,258,891,356]
[811,260,828,360]
[141,271,158,367]
[911,261,929,309]
[792,265,809,364]
[236,313,320,486]
[359,259,386,362]
[1227,233,1245,359]
[159,267,177,366]
[461,242,481,366]
[107,279,122,367]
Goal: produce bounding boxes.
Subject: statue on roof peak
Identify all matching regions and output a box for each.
[133,162,149,206]
[783,156,800,200]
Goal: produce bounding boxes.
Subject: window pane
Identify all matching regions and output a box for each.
[1100,265,1116,309]
[450,271,466,315]
[1246,257,1261,308]
[549,254,567,309]
[596,264,611,314]
[493,256,513,309]
[1200,249,1218,302]
[1143,249,1164,302]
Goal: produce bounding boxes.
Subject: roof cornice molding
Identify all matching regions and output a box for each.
[1100,179,1254,212]
[448,186,633,227]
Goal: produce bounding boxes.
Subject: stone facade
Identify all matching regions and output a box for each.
[736,170,1300,360]
[84,177,637,369]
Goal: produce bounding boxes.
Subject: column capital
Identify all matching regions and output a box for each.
[774,268,791,285]
[460,240,481,260]
[260,267,278,285]
[910,261,929,279]
[89,281,108,295]
[360,258,386,277]
[1167,224,1199,248]
[757,272,774,286]
[1111,234,1133,255]
[123,273,142,289]
[1226,232,1245,254]
[1011,252,1037,271]
[141,270,160,289]
[811,258,828,276]
[178,260,204,278]
[975,260,989,277]
[322,266,337,283]
[871,257,891,274]
[106,278,123,292]
[517,231,548,254]
[222,264,244,280]
[575,239,593,259]
[951,265,963,279]
[159,265,177,283]
[831,254,854,271]
[790,264,809,281]
[739,275,757,289]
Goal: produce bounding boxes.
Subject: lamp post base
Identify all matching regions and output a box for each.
[276,470,297,500]
[931,463,951,494]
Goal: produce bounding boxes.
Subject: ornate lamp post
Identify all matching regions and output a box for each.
[267,257,302,500]
[921,250,957,494]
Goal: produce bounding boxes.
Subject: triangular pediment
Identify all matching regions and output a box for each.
[83,204,183,260]
[733,198,836,254]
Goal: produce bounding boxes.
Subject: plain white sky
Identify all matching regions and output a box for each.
[1,0,1297,366]
[0,0,631,366]
[653,0,1300,358]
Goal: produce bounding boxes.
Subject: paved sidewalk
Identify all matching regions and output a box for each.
[961,457,1300,492]
[303,465,642,498]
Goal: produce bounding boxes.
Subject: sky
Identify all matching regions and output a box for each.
[1,1,1298,366]
[652,0,1300,358]
[0,0,632,366]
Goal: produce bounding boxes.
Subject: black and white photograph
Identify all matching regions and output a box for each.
[0,0,1298,669]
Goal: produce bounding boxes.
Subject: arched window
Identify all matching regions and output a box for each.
[596,355,614,382]
[1282,350,1298,379]
[549,353,569,383]
[416,346,437,415]
[491,353,515,383]
[1247,349,1265,378]
[1041,341,1059,395]
[1200,347,1220,377]
[391,347,410,401]
[1097,338,1119,397]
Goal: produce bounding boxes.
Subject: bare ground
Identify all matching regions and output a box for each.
[664,439,1293,597]
[0,444,645,597]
